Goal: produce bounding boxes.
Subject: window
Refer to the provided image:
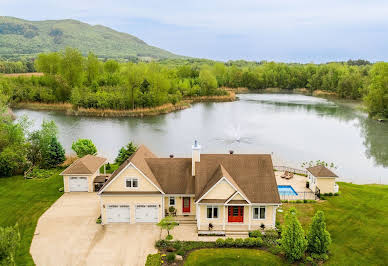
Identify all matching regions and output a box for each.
[125,178,139,188]
[169,197,175,206]
[206,206,219,219]
[253,206,266,219]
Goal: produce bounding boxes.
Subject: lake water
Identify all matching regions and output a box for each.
[13,93,388,184]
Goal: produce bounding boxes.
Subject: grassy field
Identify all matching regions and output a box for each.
[184,248,287,266]
[277,182,388,265]
[0,171,63,265]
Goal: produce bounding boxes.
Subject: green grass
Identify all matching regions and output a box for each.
[184,248,287,266]
[277,182,388,265]
[0,170,63,265]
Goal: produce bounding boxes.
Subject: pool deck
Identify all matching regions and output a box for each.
[275,171,316,200]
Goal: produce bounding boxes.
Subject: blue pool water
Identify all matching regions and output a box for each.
[278,185,298,196]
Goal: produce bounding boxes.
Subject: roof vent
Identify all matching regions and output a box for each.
[169,154,174,158]
[229,150,234,154]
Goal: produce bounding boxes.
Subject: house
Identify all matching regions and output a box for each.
[96,141,281,233]
[307,165,339,194]
[60,155,107,192]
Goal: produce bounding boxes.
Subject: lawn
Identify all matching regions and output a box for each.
[0,170,63,265]
[277,182,388,265]
[184,248,287,266]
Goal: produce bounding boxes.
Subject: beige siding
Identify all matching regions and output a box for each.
[198,204,277,230]
[100,195,163,224]
[317,178,336,194]
[204,180,235,200]
[63,169,99,192]
[164,196,196,216]
[104,165,158,192]
[229,193,244,201]
[251,205,276,229]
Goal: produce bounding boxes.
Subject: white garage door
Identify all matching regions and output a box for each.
[135,204,159,223]
[107,205,130,223]
[69,177,88,192]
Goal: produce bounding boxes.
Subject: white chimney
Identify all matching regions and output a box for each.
[192,140,201,176]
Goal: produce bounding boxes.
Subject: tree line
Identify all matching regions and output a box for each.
[0,48,387,118]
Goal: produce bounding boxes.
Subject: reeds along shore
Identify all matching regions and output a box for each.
[11,92,236,118]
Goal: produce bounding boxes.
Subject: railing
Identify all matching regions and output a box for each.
[274,165,308,175]
[279,191,317,201]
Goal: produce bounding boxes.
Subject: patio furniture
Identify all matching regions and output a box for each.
[281,171,289,178]
[285,172,294,179]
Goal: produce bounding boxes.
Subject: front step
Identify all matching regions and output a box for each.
[225,231,249,237]
[177,220,197,225]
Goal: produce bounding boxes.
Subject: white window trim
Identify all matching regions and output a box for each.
[125,177,139,189]
[206,205,219,220]
[252,206,266,220]
[169,196,176,206]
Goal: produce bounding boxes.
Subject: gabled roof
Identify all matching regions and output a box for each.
[196,164,250,203]
[60,154,106,175]
[195,154,280,203]
[307,165,338,177]
[98,145,164,193]
[145,158,194,194]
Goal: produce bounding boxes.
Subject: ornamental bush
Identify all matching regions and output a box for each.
[249,230,262,238]
[234,238,244,247]
[243,237,256,247]
[253,237,263,247]
[281,208,307,262]
[225,237,234,247]
[166,253,175,263]
[215,238,225,247]
[307,211,331,254]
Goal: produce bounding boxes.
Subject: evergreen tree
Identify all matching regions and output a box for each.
[307,211,331,254]
[115,142,137,165]
[45,137,65,168]
[281,208,307,262]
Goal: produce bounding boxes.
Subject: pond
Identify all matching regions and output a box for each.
[13,93,388,185]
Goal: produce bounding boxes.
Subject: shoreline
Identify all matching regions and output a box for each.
[10,92,236,117]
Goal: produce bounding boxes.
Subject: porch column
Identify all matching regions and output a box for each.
[104,164,106,174]
[223,206,226,230]
[248,206,251,230]
[196,203,200,230]
[273,205,279,228]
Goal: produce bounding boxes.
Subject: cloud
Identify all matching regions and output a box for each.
[1,0,388,62]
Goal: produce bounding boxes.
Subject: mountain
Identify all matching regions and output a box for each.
[0,16,183,60]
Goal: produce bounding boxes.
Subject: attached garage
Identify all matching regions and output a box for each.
[106,205,131,223]
[135,205,159,223]
[69,177,88,192]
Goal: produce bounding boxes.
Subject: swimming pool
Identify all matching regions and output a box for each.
[278,185,298,196]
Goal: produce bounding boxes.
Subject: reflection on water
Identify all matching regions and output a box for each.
[13,93,388,184]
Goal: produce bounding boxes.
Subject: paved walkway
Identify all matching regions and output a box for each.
[30,193,159,266]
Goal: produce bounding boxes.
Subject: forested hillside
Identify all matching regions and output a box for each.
[0,16,182,60]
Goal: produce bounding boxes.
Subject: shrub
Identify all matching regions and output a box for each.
[243,237,256,247]
[58,187,64,192]
[311,253,329,261]
[268,245,282,255]
[303,199,308,203]
[328,192,333,196]
[145,253,161,266]
[281,208,307,262]
[0,224,20,265]
[96,216,101,224]
[225,237,234,247]
[334,192,339,196]
[253,237,263,247]
[234,238,244,247]
[166,253,176,263]
[172,240,181,250]
[263,229,279,247]
[155,240,169,249]
[305,256,314,264]
[166,234,173,241]
[168,206,176,213]
[296,200,303,203]
[249,230,262,238]
[320,195,326,200]
[215,238,225,247]
[307,211,331,255]
[176,249,185,256]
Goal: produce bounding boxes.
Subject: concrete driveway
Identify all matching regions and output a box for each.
[30,193,160,266]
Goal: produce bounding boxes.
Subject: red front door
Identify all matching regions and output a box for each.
[228,206,244,222]
[182,197,190,213]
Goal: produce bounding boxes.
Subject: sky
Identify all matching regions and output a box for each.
[1,0,388,62]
